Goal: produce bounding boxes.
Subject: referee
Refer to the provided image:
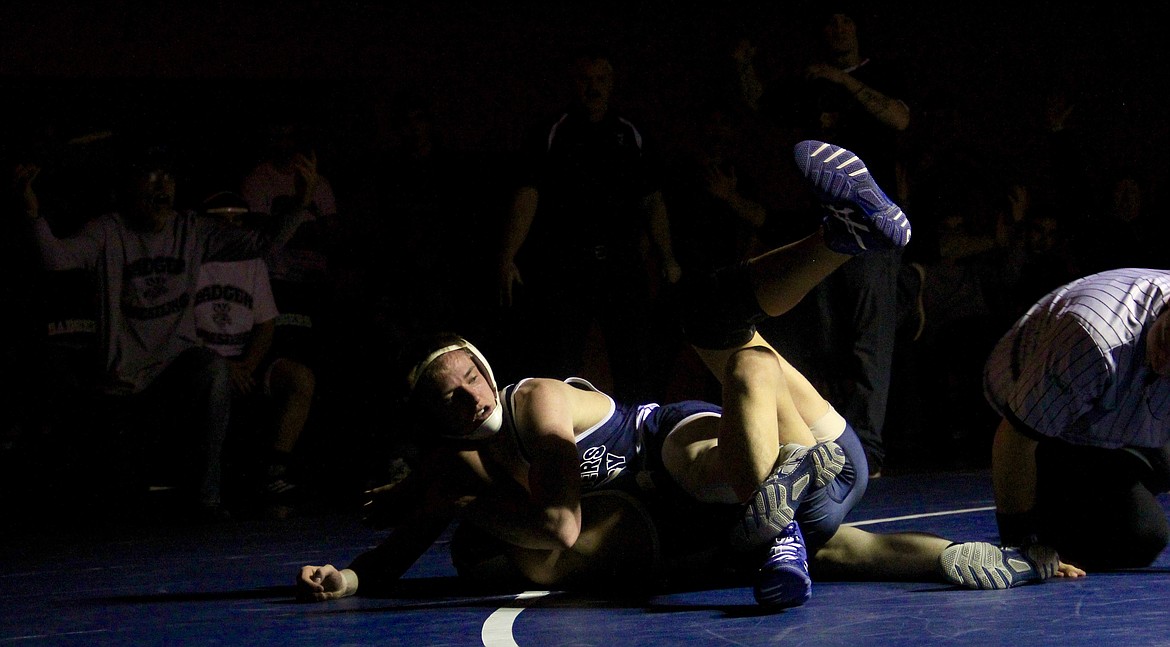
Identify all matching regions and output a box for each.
[984,267,1170,570]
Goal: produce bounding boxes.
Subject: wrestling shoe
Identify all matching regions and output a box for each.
[809,440,846,488]
[939,541,1059,589]
[730,441,844,550]
[754,521,812,608]
[793,140,911,254]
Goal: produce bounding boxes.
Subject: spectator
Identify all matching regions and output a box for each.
[241,117,339,394]
[740,8,912,477]
[661,98,769,402]
[195,191,315,515]
[16,141,308,520]
[241,118,342,493]
[496,47,682,403]
[366,91,491,340]
[1073,171,1167,275]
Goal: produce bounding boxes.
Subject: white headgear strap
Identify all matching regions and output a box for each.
[406,339,503,440]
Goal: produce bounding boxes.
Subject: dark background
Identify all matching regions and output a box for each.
[3,1,1167,481]
[2,2,1166,176]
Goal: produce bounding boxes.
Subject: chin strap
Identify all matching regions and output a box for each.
[465,401,504,440]
[406,338,502,440]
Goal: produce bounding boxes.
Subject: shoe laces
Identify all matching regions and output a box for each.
[766,522,806,564]
[774,445,810,478]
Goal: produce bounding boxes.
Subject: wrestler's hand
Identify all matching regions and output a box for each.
[297,564,357,601]
[1055,560,1086,579]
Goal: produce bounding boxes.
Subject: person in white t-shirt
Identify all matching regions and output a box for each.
[196,191,316,510]
[16,144,308,519]
[241,120,335,426]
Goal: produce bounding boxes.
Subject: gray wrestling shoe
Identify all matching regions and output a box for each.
[940,541,1059,589]
[730,441,846,550]
[810,440,846,488]
[794,140,911,254]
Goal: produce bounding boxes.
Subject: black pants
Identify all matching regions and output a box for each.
[1035,440,1170,570]
[88,346,232,508]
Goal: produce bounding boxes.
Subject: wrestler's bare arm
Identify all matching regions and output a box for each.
[468,379,584,550]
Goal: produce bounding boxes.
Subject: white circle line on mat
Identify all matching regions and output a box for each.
[482,590,551,647]
[845,505,995,527]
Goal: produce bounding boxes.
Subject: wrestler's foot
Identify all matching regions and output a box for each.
[810,440,846,488]
[754,521,812,608]
[731,442,842,550]
[939,541,1059,589]
[794,140,911,254]
[730,444,811,550]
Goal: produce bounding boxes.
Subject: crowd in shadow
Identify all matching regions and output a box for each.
[1,8,1167,529]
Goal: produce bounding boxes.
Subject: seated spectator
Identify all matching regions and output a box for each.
[196,191,316,515]
[15,141,309,521]
[242,119,338,478]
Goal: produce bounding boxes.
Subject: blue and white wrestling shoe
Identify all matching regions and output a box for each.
[794,140,911,254]
[730,441,845,550]
[810,440,846,489]
[940,541,1059,589]
[754,521,812,608]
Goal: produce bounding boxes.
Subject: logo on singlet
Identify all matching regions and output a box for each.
[581,445,627,488]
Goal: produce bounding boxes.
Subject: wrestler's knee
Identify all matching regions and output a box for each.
[722,346,784,392]
[1110,515,1170,568]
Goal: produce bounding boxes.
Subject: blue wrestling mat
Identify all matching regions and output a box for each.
[4,469,1169,646]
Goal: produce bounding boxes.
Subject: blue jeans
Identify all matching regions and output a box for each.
[96,346,232,507]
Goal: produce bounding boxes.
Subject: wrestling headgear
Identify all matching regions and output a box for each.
[405,337,503,440]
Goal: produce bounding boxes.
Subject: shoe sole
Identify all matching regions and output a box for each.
[731,447,812,550]
[794,140,911,249]
[810,441,846,488]
[754,522,812,608]
[731,442,846,550]
[940,542,1049,589]
[754,563,812,608]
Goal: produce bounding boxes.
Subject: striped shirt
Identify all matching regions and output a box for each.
[984,268,1170,448]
